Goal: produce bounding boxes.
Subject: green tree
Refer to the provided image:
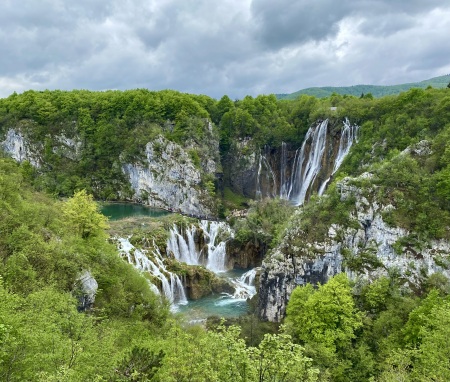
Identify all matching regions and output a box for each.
[62,190,108,240]
[286,274,363,380]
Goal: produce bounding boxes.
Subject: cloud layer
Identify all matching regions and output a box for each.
[1,0,450,99]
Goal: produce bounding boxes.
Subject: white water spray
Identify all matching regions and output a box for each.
[118,237,187,308]
[231,268,258,299]
[333,118,359,174]
[287,119,328,205]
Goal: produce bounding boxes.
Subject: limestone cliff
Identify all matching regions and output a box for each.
[123,135,217,216]
[259,173,450,322]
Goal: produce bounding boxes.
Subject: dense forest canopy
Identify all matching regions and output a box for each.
[1,85,450,380]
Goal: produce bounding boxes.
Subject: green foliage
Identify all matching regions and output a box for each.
[0,89,215,199]
[283,183,357,251]
[286,274,363,380]
[155,323,318,381]
[342,247,384,273]
[233,198,294,248]
[113,347,165,381]
[0,158,172,380]
[62,189,109,240]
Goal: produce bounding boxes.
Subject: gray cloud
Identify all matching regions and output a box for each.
[251,0,446,48]
[0,0,450,99]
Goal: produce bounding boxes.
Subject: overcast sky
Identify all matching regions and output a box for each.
[1,0,450,99]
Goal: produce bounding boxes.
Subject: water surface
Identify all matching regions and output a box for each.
[101,203,170,221]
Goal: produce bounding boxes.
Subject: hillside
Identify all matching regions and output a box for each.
[1,86,450,380]
[277,74,450,99]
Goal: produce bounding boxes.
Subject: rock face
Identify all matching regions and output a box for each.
[75,271,98,311]
[223,138,259,198]
[181,265,235,300]
[1,127,82,166]
[123,135,217,216]
[223,119,358,204]
[1,129,42,167]
[226,239,266,269]
[259,174,450,322]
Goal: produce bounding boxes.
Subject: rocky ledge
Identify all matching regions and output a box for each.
[259,174,450,322]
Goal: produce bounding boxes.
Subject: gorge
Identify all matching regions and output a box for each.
[1,87,450,380]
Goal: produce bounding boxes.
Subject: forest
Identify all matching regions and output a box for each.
[1,85,450,381]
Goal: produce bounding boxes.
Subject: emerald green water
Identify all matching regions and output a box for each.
[100,203,170,220]
[177,269,251,321]
[103,203,251,320]
[176,294,249,321]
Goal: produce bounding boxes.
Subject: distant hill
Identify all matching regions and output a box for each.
[276,74,450,100]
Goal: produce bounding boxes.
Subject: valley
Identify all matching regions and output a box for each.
[1,85,449,380]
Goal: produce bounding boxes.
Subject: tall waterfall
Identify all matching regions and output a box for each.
[256,147,277,199]
[279,118,359,205]
[118,237,188,307]
[279,142,289,199]
[287,119,329,206]
[167,220,232,272]
[333,118,359,174]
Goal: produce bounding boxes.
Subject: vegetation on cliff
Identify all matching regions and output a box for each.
[284,273,450,381]
[1,83,450,380]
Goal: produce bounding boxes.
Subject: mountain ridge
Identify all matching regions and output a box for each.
[276,74,450,99]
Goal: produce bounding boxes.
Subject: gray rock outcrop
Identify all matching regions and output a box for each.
[122,135,216,216]
[75,271,98,311]
[259,174,450,322]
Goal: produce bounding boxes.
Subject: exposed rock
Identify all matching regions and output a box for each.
[223,138,259,197]
[1,129,41,167]
[402,140,432,156]
[74,271,98,312]
[52,134,83,160]
[259,175,450,322]
[167,262,235,300]
[123,135,216,216]
[226,239,266,269]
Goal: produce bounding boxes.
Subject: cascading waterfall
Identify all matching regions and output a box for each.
[333,117,359,174]
[256,147,277,199]
[167,220,232,273]
[287,119,329,206]
[280,118,359,204]
[118,238,188,308]
[167,224,199,265]
[231,268,258,299]
[201,220,232,273]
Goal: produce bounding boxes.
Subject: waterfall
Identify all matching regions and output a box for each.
[241,268,257,285]
[256,147,277,199]
[280,118,359,204]
[333,117,359,174]
[167,224,199,265]
[166,220,232,273]
[318,177,330,196]
[201,220,232,273]
[255,153,263,199]
[118,237,188,307]
[232,268,257,299]
[287,119,329,206]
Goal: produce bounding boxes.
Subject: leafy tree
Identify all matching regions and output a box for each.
[286,274,363,380]
[62,190,109,240]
